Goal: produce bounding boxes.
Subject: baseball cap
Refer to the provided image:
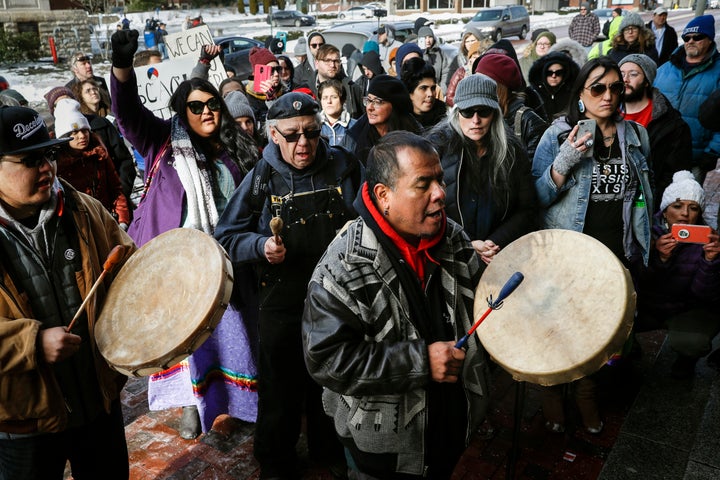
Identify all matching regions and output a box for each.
[0,106,69,156]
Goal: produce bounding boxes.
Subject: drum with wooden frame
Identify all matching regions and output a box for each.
[475,229,635,386]
[95,228,234,377]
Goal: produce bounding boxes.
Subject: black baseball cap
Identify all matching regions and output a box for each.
[0,106,69,156]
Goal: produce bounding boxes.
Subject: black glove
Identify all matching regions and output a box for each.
[111,29,139,68]
[199,45,218,64]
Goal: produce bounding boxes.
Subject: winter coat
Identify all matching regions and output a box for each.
[414,99,447,130]
[445,65,468,108]
[310,71,364,120]
[655,44,720,170]
[423,32,457,95]
[607,40,659,65]
[110,69,245,247]
[0,181,135,434]
[321,110,356,149]
[293,57,315,88]
[647,20,678,66]
[528,52,580,120]
[428,124,537,248]
[588,15,622,59]
[86,114,136,203]
[532,117,654,265]
[637,210,720,317]
[56,135,131,226]
[568,12,600,47]
[505,95,548,161]
[302,211,489,476]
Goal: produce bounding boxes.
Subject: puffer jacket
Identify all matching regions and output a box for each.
[506,95,547,161]
[302,214,489,476]
[655,44,720,169]
[0,181,136,434]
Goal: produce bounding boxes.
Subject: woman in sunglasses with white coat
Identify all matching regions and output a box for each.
[427,73,538,266]
[110,30,260,441]
[531,56,653,436]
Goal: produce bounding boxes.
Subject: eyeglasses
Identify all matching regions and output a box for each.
[362,96,387,108]
[580,7,587,10]
[683,34,707,42]
[309,42,324,48]
[536,42,552,47]
[319,58,341,65]
[1,148,59,168]
[459,106,495,119]
[547,69,565,77]
[187,97,222,115]
[584,81,625,97]
[621,70,642,80]
[274,127,322,143]
[623,26,639,33]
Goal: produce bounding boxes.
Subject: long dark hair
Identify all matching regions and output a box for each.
[566,56,624,127]
[169,77,257,174]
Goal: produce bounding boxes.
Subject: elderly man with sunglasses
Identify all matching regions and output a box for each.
[215,92,363,480]
[0,105,135,479]
[655,15,720,183]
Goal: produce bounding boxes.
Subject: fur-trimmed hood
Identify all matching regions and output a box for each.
[549,38,587,67]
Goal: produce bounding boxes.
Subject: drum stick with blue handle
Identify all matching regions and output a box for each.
[67,245,127,332]
[455,272,524,349]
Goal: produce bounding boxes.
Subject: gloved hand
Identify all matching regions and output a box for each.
[199,44,222,64]
[552,139,585,176]
[111,29,139,68]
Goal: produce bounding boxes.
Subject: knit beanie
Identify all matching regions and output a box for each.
[360,51,384,76]
[367,74,412,114]
[53,98,91,138]
[454,73,500,111]
[474,53,523,91]
[619,54,657,85]
[682,14,715,40]
[620,11,644,32]
[418,26,435,39]
[342,43,357,59]
[44,86,76,115]
[294,37,307,56]
[535,31,557,47]
[249,47,277,67]
[394,43,424,76]
[362,40,380,54]
[224,91,255,122]
[660,170,706,211]
[531,28,549,42]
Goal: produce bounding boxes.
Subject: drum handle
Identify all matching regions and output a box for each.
[67,245,127,332]
[455,272,524,349]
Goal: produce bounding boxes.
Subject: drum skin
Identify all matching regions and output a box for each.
[95,228,234,377]
[475,229,635,386]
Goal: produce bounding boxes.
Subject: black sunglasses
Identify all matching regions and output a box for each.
[274,127,322,143]
[547,68,565,77]
[459,106,495,119]
[270,66,283,73]
[2,147,59,168]
[683,34,707,42]
[584,81,625,97]
[309,42,324,48]
[187,97,222,115]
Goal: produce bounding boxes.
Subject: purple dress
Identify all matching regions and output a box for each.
[112,70,258,430]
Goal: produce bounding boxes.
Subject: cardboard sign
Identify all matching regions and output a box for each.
[164,25,225,86]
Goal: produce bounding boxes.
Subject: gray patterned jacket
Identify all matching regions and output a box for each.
[302,216,490,476]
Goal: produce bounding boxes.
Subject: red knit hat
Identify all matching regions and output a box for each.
[475,53,523,92]
[249,47,277,67]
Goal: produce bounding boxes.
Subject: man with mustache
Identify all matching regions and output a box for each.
[302,131,491,479]
[215,92,362,479]
[619,54,692,210]
[0,105,135,479]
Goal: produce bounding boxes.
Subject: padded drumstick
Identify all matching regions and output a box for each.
[270,216,283,246]
[67,245,127,332]
[455,272,524,349]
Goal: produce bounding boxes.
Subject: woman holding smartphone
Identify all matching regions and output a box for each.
[635,171,720,379]
[531,56,653,435]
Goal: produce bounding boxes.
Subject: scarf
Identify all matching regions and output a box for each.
[170,115,217,234]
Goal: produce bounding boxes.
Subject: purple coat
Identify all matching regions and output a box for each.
[111,70,244,246]
[637,211,720,317]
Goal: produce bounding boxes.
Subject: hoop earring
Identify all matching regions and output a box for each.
[578,99,585,113]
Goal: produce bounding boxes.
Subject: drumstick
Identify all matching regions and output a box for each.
[270,216,283,246]
[455,272,524,349]
[67,245,127,332]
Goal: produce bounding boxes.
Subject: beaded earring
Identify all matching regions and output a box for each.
[578,99,586,113]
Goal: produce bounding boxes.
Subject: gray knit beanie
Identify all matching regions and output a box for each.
[620,11,644,32]
[619,54,657,85]
[224,91,255,122]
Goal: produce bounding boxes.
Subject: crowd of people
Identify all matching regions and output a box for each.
[1,8,719,480]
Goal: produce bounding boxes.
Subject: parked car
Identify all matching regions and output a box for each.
[266,9,316,27]
[338,6,375,19]
[321,21,415,52]
[465,6,530,42]
[216,36,265,80]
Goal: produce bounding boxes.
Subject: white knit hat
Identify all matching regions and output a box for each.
[54,98,90,138]
[660,170,705,211]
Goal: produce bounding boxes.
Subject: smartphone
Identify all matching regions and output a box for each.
[671,224,712,244]
[253,64,271,94]
[576,119,596,158]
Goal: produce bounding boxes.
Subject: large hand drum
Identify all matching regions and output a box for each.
[95,228,234,377]
[475,229,635,386]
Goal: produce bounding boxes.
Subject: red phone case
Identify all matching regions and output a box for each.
[254,64,271,93]
[671,224,711,244]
